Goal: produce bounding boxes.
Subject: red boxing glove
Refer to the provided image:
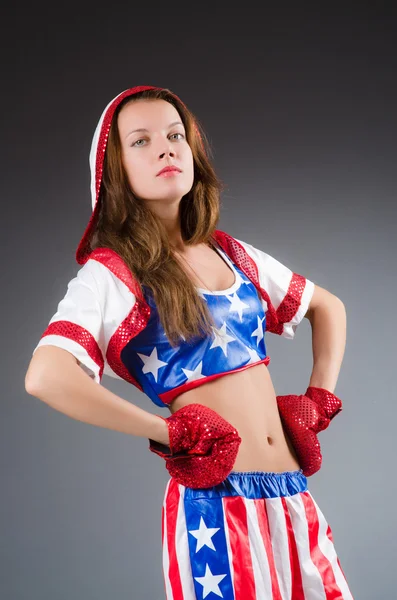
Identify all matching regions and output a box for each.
[148,403,242,489]
[276,387,343,477]
[305,386,343,424]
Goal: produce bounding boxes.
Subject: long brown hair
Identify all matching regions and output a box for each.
[91,88,224,346]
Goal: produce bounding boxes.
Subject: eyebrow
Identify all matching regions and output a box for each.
[125,121,184,139]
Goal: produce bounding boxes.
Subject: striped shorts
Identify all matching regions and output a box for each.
[161,469,354,599]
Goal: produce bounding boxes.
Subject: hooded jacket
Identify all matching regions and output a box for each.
[32,85,315,408]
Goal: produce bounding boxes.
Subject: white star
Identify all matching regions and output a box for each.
[209,322,235,357]
[226,291,250,321]
[245,346,261,364]
[189,516,220,552]
[260,298,269,313]
[137,347,168,382]
[235,272,251,287]
[182,361,206,382]
[194,564,227,598]
[251,315,265,346]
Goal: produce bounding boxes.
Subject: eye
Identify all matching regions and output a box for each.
[170,132,185,140]
[131,132,185,147]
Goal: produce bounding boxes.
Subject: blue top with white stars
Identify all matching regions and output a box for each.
[120,242,269,407]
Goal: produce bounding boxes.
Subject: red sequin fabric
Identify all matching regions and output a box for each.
[213,231,306,336]
[305,386,343,422]
[276,387,343,477]
[76,85,206,266]
[149,403,242,488]
[40,320,104,379]
[89,249,150,389]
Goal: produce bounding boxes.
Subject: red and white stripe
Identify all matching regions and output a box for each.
[162,480,354,600]
[162,480,196,600]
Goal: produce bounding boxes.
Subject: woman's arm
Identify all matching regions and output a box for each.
[25,346,169,444]
[305,285,347,394]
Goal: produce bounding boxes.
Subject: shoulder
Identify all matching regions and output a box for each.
[213,229,272,268]
[215,229,303,274]
[214,229,262,253]
[79,247,143,301]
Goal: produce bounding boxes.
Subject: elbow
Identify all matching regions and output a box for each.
[326,293,346,316]
[25,348,47,396]
[25,366,46,397]
[332,294,346,315]
[332,293,344,305]
[25,345,78,397]
[25,356,49,396]
[25,380,40,398]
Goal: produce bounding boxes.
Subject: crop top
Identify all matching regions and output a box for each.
[31,231,315,409]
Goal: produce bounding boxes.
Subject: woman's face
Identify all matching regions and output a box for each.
[117,98,195,207]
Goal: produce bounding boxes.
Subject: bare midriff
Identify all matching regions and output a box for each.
[169,362,301,474]
[168,240,302,474]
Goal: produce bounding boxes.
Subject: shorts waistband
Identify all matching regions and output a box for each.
[183,468,307,500]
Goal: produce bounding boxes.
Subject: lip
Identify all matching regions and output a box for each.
[156,165,182,176]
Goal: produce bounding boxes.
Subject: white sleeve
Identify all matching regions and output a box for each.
[32,259,132,384]
[235,238,315,340]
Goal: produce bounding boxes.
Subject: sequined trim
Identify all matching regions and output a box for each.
[90,248,150,390]
[40,320,104,379]
[76,85,207,266]
[213,231,305,335]
[76,86,160,265]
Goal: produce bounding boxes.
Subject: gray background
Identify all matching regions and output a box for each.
[2,4,396,599]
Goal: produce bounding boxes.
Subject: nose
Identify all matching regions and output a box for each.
[158,137,176,159]
[159,149,175,159]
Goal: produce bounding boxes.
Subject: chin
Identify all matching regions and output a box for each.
[159,182,193,199]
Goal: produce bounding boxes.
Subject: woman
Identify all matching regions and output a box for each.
[25,85,354,599]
